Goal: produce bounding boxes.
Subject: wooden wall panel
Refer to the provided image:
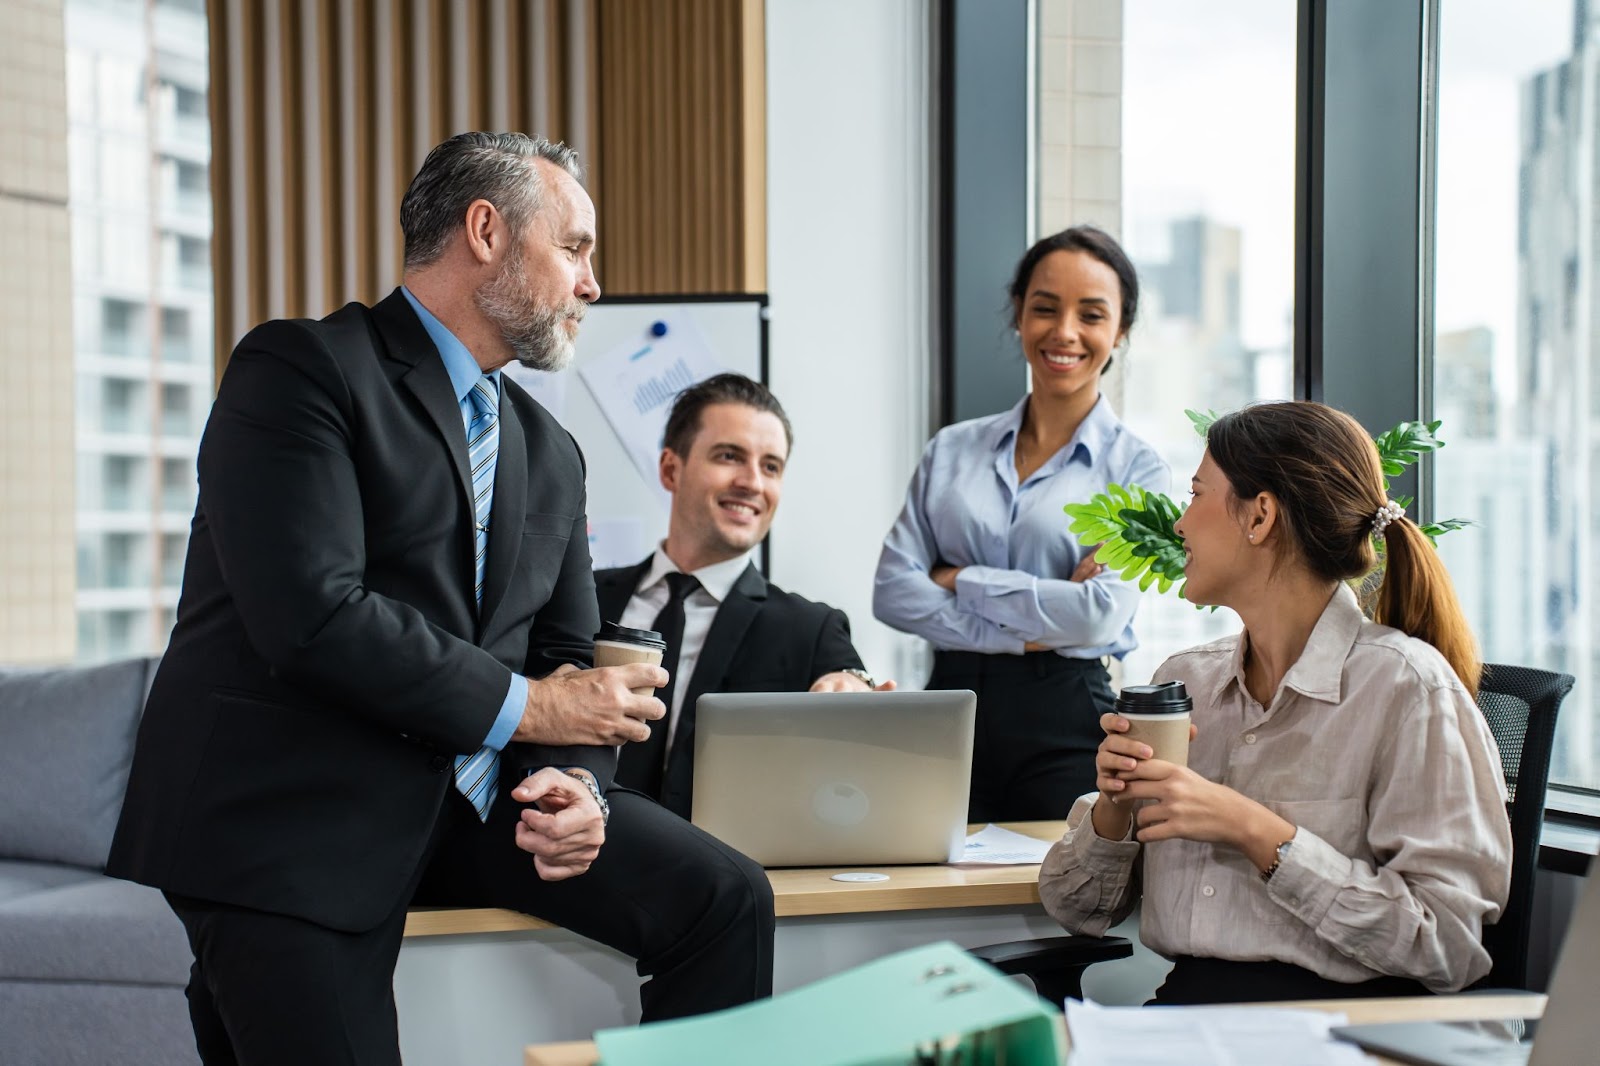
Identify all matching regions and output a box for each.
[592,0,765,296]
[209,0,765,377]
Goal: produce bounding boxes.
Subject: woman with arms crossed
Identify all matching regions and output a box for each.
[1040,402,1511,1002]
[874,226,1169,821]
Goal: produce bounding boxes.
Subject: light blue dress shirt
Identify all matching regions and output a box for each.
[401,287,527,753]
[873,393,1171,659]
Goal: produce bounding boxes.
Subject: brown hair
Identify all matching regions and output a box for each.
[1205,401,1480,696]
[661,373,794,458]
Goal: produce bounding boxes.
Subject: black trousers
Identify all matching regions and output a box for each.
[166,789,774,1066]
[929,650,1115,822]
[1151,956,1431,1005]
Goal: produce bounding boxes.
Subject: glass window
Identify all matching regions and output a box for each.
[1110,0,1298,687]
[160,382,190,437]
[63,0,215,663]
[1431,1,1595,790]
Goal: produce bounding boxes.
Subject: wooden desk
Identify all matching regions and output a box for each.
[395,823,1069,1062]
[522,993,1549,1066]
[402,821,1062,937]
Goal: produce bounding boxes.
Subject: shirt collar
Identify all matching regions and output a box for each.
[988,392,1119,467]
[637,545,753,604]
[401,285,498,404]
[1215,583,1365,709]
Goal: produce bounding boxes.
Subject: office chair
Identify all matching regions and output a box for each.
[969,662,1574,1006]
[1474,662,1574,991]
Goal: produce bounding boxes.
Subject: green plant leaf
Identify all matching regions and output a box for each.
[1185,409,1220,438]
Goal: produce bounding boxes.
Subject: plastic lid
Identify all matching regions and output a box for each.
[1115,680,1192,713]
[594,621,666,650]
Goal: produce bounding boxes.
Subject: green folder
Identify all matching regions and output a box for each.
[593,941,1062,1066]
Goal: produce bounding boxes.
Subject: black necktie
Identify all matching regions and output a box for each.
[615,571,700,799]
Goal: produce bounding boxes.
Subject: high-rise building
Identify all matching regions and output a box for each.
[65,0,212,663]
[1505,0,1599,781]
[1120,215,1254,686]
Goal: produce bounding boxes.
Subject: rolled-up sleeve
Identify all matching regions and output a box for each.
[1261,683,1512,992]
[1039,792,1144,936]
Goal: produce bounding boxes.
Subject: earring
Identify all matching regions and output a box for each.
[1248,534,1256,541]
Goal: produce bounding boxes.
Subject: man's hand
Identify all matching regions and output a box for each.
[809,672,898,693]
[930,564,961,592]
[511,768,606,881]
[514,664,667,745]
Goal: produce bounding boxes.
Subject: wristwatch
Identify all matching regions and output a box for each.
[1261,838,1293,882]
[561,768,611,825]
[840,667,877,689]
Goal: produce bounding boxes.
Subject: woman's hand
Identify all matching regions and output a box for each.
[1120,760,1296,871]
[1070,551,1105,582]
[1088,713,1150,840]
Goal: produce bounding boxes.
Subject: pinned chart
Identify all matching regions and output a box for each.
[578,311,732,506]
[549,296,767,568]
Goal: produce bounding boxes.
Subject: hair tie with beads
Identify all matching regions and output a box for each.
[1371,500,1405,536]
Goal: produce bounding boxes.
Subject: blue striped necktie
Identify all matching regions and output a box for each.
[455,375,501,820]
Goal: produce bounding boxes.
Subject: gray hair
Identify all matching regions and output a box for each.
[400,132,583,269]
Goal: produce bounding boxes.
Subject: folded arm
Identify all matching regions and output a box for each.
[872,450,1024,653]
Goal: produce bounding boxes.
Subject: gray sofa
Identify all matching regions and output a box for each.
[0,656,199,1066]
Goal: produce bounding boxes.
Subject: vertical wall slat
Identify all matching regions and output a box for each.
[209,0,234,379]
[211,0,767,375]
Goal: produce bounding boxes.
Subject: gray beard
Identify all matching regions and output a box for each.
[473,250,584,373]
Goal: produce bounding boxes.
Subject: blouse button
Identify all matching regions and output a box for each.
[1201,885,1216,898]
[1244,733,1257,745]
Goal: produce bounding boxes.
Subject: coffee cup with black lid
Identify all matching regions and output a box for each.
[593,622,666,696]
[1115,680,1192,767]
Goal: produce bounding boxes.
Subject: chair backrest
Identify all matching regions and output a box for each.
[1474,662,1574,990]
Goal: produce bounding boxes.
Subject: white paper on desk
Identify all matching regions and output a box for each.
[955,824,1054,865]
[577,314,729,502]
[1064,999,1367,1066]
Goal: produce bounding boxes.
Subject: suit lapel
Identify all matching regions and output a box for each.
[597,558,653,623]
[665,563,767,785]
[375,291,475,526]
[477,390,527,634]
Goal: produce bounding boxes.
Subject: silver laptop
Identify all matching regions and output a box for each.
[1332,862,1600,1066]
[690,690,976,867]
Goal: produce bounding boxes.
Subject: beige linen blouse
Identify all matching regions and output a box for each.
[1039,583,1512,992]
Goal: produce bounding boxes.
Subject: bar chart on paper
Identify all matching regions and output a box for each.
[501,295,767,570]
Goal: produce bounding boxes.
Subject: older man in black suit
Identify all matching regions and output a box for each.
[596,374,895,819]
[107,133,773,1065]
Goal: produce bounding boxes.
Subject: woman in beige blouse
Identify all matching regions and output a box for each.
[1039,401,1511,1004]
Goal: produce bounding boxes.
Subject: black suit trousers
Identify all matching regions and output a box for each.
[167,790,775,1065]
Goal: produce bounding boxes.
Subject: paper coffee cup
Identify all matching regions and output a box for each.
[1116,681,1192,767]
[593,622,666,696]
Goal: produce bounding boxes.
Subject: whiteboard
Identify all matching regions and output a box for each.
[503,295,768,570]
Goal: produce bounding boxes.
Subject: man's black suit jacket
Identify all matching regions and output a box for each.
[107,289,609,933]
[595,558,865,818]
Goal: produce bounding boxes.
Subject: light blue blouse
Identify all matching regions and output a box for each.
[873,394,1170,659]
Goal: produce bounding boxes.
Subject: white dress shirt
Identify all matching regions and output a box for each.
[1039,583,1512,993]
[618,547,755,751]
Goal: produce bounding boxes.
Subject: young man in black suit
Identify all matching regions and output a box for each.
[597,374,894,819]
[107,134,773,1065]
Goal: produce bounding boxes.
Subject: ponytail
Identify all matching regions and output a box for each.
[1374,519,1481,698]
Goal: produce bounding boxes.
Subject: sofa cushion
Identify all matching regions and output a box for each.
[0,871,192,985]
[0,859,107,906]
[0,657,155,869]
